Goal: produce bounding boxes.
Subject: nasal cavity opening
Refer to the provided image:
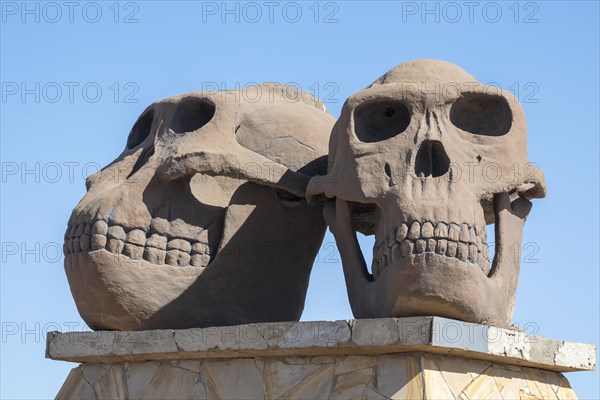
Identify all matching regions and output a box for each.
[414,140,450,178]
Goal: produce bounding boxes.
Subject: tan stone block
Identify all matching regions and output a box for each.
[422,357,455,399]
[334,368,373,392]
[189,380,208,400]
[55,367,96,400]
[334,356,377,375]
[520,392,544,400]
[140,363,197,400]
[491,366,530,399]
[125,361,161,400]
[361,386,388,400]
[376,354,423,399]
[264,360,320,399]
[460,367,504,399]
[282,364,334,399]
[539,370,575,399]
[81,364,109,386]
[555,386,578,400]
[177,360,201,373]
[424,354,485,395]
[522,367,558,399]
[93,365,127,399]
[332,385,368,400]
[202,359,264,400]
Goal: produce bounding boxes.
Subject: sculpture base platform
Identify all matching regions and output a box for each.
[47,317,596,399]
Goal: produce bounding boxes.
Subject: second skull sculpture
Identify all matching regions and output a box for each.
[308,59,546,327]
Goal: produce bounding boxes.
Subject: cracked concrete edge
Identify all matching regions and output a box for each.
[45,317,596,372]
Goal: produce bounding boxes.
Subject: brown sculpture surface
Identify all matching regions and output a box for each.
[64,84,334,330]
[307,60,546,327]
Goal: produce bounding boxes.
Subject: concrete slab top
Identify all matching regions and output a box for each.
[46,316,596,372]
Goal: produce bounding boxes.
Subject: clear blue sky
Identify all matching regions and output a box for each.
[1,1,598,398]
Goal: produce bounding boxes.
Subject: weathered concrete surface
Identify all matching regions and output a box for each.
[47,317,596,373]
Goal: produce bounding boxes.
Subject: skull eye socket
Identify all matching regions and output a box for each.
[354,100,411,143]
[450,93,512,136]
[172,97,216,134]
[126,108,154,149]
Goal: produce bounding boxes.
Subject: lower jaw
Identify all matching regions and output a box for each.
[64,250,202,330]
[368,252,495,323]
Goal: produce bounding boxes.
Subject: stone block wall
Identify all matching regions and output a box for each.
[56,352,578,399]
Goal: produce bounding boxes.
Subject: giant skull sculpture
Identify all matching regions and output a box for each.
[64,83,334,330]
[308,60,546,327]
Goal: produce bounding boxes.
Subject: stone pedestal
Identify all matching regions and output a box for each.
[47,317,595,399]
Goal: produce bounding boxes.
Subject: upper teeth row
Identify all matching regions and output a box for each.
[64,220,216,268]
[385,221,484,247]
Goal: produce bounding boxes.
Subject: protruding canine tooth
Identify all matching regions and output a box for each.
[91,234,107,250]
[191,254,210,267]
[166,250,191,267]
[400,240,413,257]
[459,224,470,242]
[146,234,167,250]
[167,239,192,253]
[107,226,126,241]
[469,244,478,263]
[192,242,209,254]
[446,241,458,258]
[194,229,209,243]
[426,239,436,252]
[126,229,146,246]
[436,239,447,255]
[415,239,426,254]
[92,220,108,235]
[123,243,143,260]
[479,258,491,276]
[143,247,166,264]
[434,222,448,238]
[421,222,434,239]
[448,223,460,241]
[408,221,421,240]
[457,243,469,261]
[150,218,170,235]
[80,234,91,251]
[396,224,408,242]
[482,243,490,260]
[107,239,124,254]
